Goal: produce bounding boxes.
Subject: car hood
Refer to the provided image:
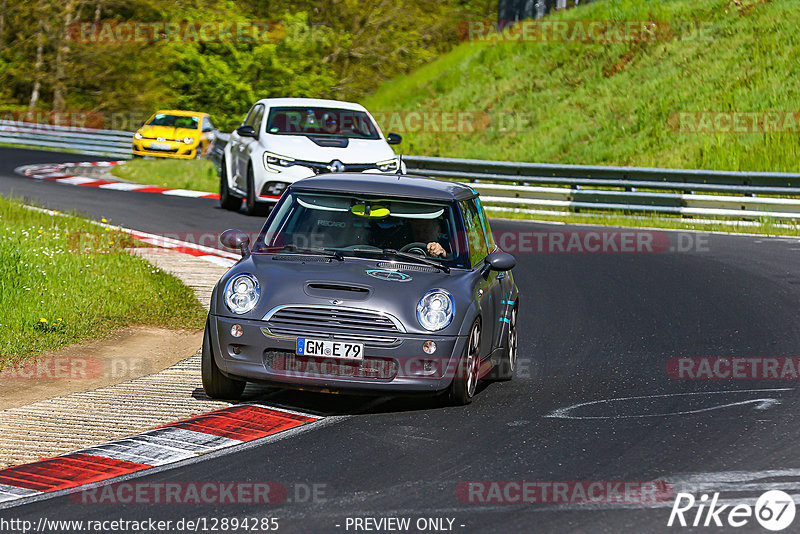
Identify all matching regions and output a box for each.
[261,134,396,164]
[213,255,473,336]
[137,125,198,140]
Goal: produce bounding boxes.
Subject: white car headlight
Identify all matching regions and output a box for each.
[417,289,454,331]
[183,136,194,144]
[264,152,295,173]
[376,157,400,173]
[224,274,261,315]
[134,132,143,140]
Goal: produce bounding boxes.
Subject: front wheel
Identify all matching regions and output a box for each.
[446,319,481,405]
[201,318,245,400]
[219,157,242,211]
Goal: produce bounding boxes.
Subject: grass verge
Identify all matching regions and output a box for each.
[111,158,218,192]
[364,0,800,173]
[0,197,205,369]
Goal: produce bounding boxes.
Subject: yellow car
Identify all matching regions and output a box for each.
[132,110,217,159]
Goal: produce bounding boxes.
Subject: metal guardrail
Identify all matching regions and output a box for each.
[3,122,799,221]
[0,120,133,158]
[403,156,800,221]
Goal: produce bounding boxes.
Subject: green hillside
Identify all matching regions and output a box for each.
[364,0,800,172]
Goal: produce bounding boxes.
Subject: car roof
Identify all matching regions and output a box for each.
[288,173,476,202]
[251,98,368,112]
[153,110,208,117]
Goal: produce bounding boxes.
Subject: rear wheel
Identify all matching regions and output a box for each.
[219,157,241,211]
[446,319,481,405]
[489,302,518,380]
[201,318,245,400]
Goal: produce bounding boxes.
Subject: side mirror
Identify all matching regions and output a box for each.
[386,132,402,145]
[236,125,257,138]
[485,251,516,272]
[220,229,251,257]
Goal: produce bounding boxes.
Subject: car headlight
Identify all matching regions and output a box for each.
[417,289,454,331]
[183,137,194,144]
[264,152,295,173]
[224,274,261,315]
[376,157,400,173]
[134,132,143,140]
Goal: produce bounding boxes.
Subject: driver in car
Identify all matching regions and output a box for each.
[409,218,447,258]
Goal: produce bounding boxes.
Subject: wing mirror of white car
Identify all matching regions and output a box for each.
[386,132,402,145]
[220,229,251,257]
[236,125,258,138]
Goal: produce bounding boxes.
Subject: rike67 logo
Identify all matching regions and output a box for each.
[668,490,796,531]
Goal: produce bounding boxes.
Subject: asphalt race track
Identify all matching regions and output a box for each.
[3,147,800,533]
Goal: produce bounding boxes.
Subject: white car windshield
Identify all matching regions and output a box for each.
[265,107,381,139]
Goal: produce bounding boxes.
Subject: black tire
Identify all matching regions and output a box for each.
[245,165,269,216]
[446,319,481,406]
[219,157,242,211]
[201,318,245,400]
[489,301,518,381]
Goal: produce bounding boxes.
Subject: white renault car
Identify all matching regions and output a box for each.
[220,98,404,215]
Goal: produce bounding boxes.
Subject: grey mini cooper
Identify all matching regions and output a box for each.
[203,173,519,405]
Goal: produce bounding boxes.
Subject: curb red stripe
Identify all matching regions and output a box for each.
[0,454,149,492]
[162,405,319,442]
[77,180,117,187]
[0,405,321,504]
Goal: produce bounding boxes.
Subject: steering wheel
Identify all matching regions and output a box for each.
[400,242,428,256]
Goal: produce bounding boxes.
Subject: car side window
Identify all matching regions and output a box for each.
[251,105,264,132]
[475,197,495,251]
[459,199,488,268]
[202,117,214,132]
[243,104,263,128]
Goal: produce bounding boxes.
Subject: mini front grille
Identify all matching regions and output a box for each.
[264,351,397,380]
[264,305,404,335]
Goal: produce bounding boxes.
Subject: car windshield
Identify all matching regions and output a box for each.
[147,114,199,130]
[255,191,469,268]
[265,107,381,139]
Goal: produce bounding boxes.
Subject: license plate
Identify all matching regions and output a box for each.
[296,338,363,360]
[149,142,171,150]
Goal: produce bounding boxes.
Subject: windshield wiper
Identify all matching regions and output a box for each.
[269,245,344,261]
[352,248,450,273]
